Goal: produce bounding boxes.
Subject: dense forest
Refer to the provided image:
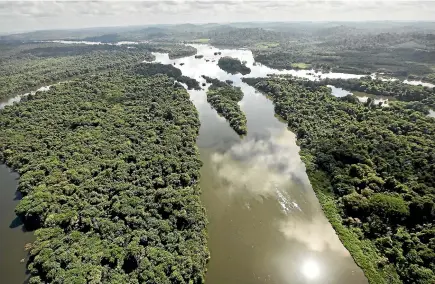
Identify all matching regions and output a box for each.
[319,77,435,108]
[267,75,435,110]
[205,78,247,135]
[0,42,197,99]
[0,73,209,283]
[131,62,201,90]
[0,44,153,100]
[217,57,251,75]
[243,77,435,284]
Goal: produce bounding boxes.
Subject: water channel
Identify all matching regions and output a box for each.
[153,44,368,283]
[3,42,433,283]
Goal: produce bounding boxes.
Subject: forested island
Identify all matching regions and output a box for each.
[205,78,247,135]
[244,77,435,284]
[132,62,201,90]
[217,57,251,75]
[0,73,208,283]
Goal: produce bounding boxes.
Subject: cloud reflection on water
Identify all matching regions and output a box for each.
[210,129,308,200]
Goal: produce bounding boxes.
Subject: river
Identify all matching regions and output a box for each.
[0,43,374,283]
[153,44,368,283]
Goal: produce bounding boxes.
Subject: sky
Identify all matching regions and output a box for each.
[0,0,435,34]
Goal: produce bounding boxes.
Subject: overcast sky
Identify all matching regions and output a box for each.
[0,0,434,34]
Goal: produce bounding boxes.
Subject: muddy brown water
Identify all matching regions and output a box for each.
[154,45,368,284]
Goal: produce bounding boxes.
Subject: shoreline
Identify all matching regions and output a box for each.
[305,167,401,284]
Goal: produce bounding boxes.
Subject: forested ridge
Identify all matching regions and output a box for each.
[244,77,435,284]
[205,78,247,135]
[0,73,209,283]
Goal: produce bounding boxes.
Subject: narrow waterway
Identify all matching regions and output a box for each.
[153,44,368,283]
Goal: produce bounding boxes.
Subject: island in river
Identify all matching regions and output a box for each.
[218,56,252,75]
[206,79,247,135]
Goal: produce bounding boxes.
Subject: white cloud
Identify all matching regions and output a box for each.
[0,1,434,33]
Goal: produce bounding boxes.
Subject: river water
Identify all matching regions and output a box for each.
[0,43,373,283]
[0,165,33,284]
[153,44,368,284]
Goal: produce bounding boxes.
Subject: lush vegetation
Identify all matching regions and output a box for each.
[0,41,199,100]
[132,63,200,90]
[422,74,435,84]
[0,43,155,100]
[319,77,435,108]
[0,73,209,283]
[144,43,197,60]
[201,75,229,88]
[244,77,435,283]
[206,78,247,135]
[197,23,435,79]
[217,57,251,75]
[2,21,435,283]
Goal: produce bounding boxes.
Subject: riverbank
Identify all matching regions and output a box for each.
[306,168,400,284]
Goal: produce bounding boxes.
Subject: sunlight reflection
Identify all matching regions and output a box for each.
[301,259,321,280]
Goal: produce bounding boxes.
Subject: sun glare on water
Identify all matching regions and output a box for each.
[301,259,321,280]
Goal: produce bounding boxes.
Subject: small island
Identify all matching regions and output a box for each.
[218,56,251,75]
[206,78,247,135]
[133,62,201,90]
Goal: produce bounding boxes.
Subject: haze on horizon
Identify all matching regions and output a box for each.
[1,0,434,34]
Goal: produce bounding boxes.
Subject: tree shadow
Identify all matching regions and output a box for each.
[14,190,22,201]
[9,216,23,229]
